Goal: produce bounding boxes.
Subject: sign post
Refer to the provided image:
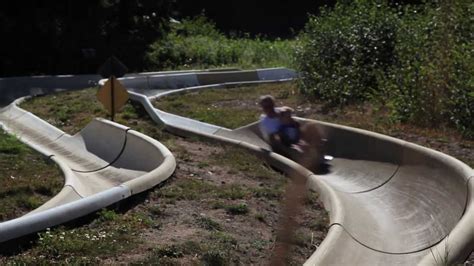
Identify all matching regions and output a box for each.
[97,57,129,121]
[97,76,129,121]
[110,75,116,121]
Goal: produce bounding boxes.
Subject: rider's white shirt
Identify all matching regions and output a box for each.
[259,114,281,139]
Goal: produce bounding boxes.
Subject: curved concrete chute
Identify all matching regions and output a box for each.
[125,68,473,265]
[120,130,176,195]
[0,68,471,264]
[304,225,428,265]
[53,119,128,172]
[0,107,65,155]
[0,69,240,107]
[196,70,260,85]
[215,127,271,149]
[0,107,127,172]
[0,103,29,121]
[0,103,176,242]
[331,169,466,253]
[0,74,100,106]
[256,67,298,80]
[156,109,224,135]
[418,176,474,265]
[27,186,82,215]
[217,121,404,194]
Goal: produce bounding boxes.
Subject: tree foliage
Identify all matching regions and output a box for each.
[385,0,473,136]
[296,0,399,105]
[296,0,473,137]
[146,16,295,70]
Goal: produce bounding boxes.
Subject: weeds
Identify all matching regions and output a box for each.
[148,205,166,217]
[146,15,295,70]
[141,233,236,266]
[152,244,185,258]
[98,209,119,222]
[225,203,249,215]
[197,216,222,231]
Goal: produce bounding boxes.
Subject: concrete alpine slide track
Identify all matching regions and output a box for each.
[0,68,472,265]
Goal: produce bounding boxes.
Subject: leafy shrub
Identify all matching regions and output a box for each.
[296,0,399,105]
[146,15,295,70]
[384,1,473,136]
[297,0,473,137]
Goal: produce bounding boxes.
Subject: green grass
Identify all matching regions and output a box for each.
[211,146,277,178]
[20,89,106,134]
[156,172,285,207]
[156,145,287,204]
[202,231,238,265]
[156,179,255,201]
[0,130,63,221]
[0,133,28,154]
[154,82,300,129]
[8,208,153,264]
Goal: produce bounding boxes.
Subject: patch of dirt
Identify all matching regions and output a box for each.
[170,142,263,190]
[108,137,328,265]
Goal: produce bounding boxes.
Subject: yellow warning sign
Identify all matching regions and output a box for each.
[97,76,129,116]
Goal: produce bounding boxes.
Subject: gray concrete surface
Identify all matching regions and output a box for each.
[0,104,176,242]
[0,68,471,265]
[126,69,473,265]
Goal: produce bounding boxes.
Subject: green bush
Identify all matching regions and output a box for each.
[145,16,295,70]
[384,1,473,136]
[297,0,473,137]
[296,0,399,105]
